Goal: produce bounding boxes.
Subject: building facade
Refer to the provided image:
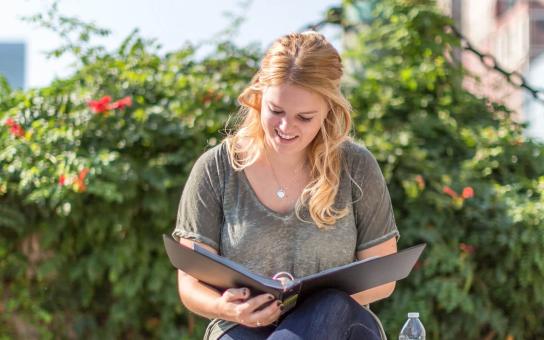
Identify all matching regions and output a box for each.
[438,0,544,140]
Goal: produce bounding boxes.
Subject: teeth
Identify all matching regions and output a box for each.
[276,129,297,140]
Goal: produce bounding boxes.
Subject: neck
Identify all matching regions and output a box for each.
[262,145,308,171]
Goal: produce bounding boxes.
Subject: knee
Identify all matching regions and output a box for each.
[318,289,352,303]
[307,288,355,313]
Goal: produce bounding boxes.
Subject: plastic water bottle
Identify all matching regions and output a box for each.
[399,312,426,340]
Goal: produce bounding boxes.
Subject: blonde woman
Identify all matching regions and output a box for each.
[172,31,399,340]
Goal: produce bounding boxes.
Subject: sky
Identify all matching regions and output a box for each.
[0,0,341,88]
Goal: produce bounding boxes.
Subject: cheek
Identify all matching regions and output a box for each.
[261,112,278,128]
[306,126,321,141]
[304,120,323,138]
[260,113,275,135]
[302,121,325,144]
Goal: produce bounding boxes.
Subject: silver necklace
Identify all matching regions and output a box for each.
[264,148,307,200]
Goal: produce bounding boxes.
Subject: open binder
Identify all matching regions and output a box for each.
[163,234,425,314]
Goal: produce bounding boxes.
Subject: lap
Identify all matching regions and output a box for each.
[219,289,384,340]
[219,325,274,340]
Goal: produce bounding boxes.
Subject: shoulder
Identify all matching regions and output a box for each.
[193,142,229,170]
[340,139,377,168]
[340,139,386,185]
[185,142,230,199]
[187,142,231,188]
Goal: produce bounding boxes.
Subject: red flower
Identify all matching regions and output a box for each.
[78,168,89,180]
[4,118,15,127]
[415,175,425,190]
[4,118,25,137]
[58,175,66,186]
[73,168,90,192]
[442,186,458,198]
[462,187,474,199]
[74,181,86,192]
[9,124,25,138]
[459,243,475,255]
[202,90,223,105]
[110,96,132,110]
[88,95,132,113]
[88,96,112,113]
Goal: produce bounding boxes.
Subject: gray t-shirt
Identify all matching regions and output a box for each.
[172,139,399,340]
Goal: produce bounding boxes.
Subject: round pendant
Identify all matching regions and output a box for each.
[276,189,286,199]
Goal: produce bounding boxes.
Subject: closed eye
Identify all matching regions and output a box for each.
[269,108,313,122]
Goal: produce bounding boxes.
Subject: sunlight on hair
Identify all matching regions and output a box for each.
[225,32,358,229]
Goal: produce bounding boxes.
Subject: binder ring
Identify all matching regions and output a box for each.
[272,271,294,282]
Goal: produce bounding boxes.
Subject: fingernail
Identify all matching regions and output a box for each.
[244,288,249,296]
[268,295,274,300]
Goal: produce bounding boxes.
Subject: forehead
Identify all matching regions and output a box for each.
[263,83,326,109]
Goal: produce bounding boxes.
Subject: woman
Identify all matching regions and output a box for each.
[172,31,400,340]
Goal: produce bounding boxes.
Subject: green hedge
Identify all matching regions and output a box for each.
[343,1,544,339]
[1,1,543,339]
[0,30,260,338]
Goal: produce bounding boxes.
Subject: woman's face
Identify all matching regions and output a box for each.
[260,83,329,157]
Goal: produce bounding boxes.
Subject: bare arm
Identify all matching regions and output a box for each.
[176,238,282,327]
[350,237,398,306]
[176,238,225,319]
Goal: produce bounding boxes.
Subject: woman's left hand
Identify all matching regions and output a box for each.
[216,288,282,327]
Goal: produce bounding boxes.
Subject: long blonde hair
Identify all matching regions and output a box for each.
[224,31,353,229]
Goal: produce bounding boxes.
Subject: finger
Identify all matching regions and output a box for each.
[223,287,250,302]
[243,293,275,313]
[277,277,290,287]
[249,300,282,327]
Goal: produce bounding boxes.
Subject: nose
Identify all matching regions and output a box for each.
[278,116,295,130]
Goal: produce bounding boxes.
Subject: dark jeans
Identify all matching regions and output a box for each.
[218,289,383,340]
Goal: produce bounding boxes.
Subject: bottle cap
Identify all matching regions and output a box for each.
[408,312,419,318]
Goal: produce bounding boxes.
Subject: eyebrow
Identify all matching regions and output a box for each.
[269,102,318,115]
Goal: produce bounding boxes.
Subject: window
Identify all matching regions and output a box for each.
[496,0,518,17]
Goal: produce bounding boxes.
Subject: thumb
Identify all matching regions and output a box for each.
[223,287,250,302]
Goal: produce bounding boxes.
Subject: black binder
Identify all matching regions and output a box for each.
[163,234,425,313]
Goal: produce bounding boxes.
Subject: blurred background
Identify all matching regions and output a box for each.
[0,0,341,88]
[1,0,543,339]
[2,0,543,140]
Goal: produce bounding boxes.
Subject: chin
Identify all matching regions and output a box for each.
[272,141,308,155]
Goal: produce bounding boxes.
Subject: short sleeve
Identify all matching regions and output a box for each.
[348,143,400,251]
[171,144,225,250]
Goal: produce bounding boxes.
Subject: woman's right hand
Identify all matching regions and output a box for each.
[216,287,282,328]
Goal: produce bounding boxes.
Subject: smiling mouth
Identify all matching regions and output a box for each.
[275,128,298,140]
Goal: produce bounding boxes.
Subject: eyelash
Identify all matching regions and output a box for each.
[270,109,313,122]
